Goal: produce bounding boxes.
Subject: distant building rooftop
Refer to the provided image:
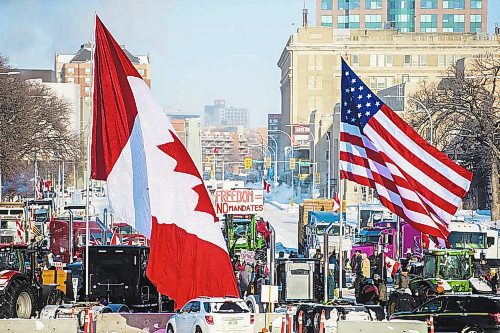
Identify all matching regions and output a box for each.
[18,69,55,83]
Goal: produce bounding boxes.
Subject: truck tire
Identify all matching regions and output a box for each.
[0,279,36,319]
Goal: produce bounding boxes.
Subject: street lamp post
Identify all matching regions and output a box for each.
[386,95,433,145]
[268,135,279,185]
[308,131,316,198]
[269,129,295,200]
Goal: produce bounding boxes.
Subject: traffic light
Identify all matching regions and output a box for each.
[265,157,271,169]
[289,158,296,170]
[244,157,253,170]
[315,173,320,184]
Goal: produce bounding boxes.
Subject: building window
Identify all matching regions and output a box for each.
[321,15,333,27]
[349,14,360,28]
[67,67,74,74]
[443,14,465,32]
[471,0,482,9]
[365,0,382,9]
[419,55,427,67]
[84,87,90,93]
[84,77,91,83]
[338,0,359,9]
[85,67,91,74]
[370,54,391,67]
[443,0,465,9]
[470,14,482,33]
[365,14,382,29]
[420,0,437,8]
[321,0,332,10]
[404,54,411,67]
[138,69,145,75]
[337,15,348,28]
[308,76,322,89]
[352,54,359,67]
[420,14,437,32]
[67,77,75,83]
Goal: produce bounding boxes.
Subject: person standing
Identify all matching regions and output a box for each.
[369,250,379,278]
[373,274,387,307]
[361,253,371,279]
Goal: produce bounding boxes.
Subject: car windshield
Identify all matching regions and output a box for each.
[448,232,487,249]
[438,254,471,280]
[205,301,249,313]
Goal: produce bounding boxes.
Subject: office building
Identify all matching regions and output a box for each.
[203,100,248,127]
[317,0,487,33]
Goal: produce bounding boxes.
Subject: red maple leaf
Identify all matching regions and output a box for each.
[157,130,216,220]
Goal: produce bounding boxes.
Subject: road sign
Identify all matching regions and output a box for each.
[300,161,311,167]
[315,173,320,184]
[244,157,253,170]
[265,157,271,169]
[289,158,296,170]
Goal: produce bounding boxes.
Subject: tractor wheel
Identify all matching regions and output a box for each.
[0,279,36,319]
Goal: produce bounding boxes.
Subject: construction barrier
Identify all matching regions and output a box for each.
[337,320,428,333]
[95,313,173,333]
[0,319,78,332]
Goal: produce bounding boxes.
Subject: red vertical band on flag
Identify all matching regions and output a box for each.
[92,16,142,180]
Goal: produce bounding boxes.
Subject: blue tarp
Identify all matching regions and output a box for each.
[308,211,343,224]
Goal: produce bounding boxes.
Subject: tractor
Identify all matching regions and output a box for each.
[0,243,73,318]
[387,248,492,315]
[224,214,268,263]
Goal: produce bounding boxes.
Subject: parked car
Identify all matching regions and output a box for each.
[390,294,500,333]
[166,296,254,333]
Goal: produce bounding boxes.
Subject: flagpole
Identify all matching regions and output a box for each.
[337,57,344,298]
[85,12,96,300]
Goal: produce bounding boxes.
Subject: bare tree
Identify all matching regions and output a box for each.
[0,54,80,197]
[407,53,500,220]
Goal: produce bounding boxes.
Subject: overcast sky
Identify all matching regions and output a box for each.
[0,1,498,127]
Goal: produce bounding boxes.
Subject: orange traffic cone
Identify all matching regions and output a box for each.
[298,310,303,333]
[429,315,435,333]
[280,315,286,333]
[319,309,326,333]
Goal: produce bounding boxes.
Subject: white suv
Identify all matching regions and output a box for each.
[166,296,254,333]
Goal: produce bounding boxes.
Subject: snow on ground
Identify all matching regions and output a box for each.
[261,201,299,251]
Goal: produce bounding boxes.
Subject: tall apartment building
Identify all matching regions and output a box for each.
[55,43,151,131]
[317,0,487,33]
[278,27,499,202]
[203,100,249,127]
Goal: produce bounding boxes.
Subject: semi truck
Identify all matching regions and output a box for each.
[0,202,24,243]
[302,211,353,260]
[297,199,335,256]
[351,220,422,259]
[447,221,500,267]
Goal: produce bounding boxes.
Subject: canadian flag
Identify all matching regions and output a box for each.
[91,17,238,307]
[263,179,271,193]
[384,254,400,278]
[332,193,340,212]
[110,229,121,245]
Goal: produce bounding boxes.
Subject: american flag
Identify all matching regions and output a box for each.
[339,58,472,239]
[16,218,24,243]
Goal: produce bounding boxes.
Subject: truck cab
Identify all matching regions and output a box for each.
[304,211,353,259]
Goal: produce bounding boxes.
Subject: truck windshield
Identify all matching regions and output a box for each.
[438,254,471,280]
[360,235,379,243]
[423,255,436,278]
[448,232,487,249]
[314,225,340,236]
[0,250,21,271]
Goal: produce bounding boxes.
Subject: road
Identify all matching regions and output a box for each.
[261,202,298,251]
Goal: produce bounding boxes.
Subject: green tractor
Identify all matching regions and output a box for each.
[388,249,492,315]
[223,214,267,262]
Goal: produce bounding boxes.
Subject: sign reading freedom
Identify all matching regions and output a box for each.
[215,189,264,214]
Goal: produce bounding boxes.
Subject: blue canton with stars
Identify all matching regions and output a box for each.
[341,58,384,130]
